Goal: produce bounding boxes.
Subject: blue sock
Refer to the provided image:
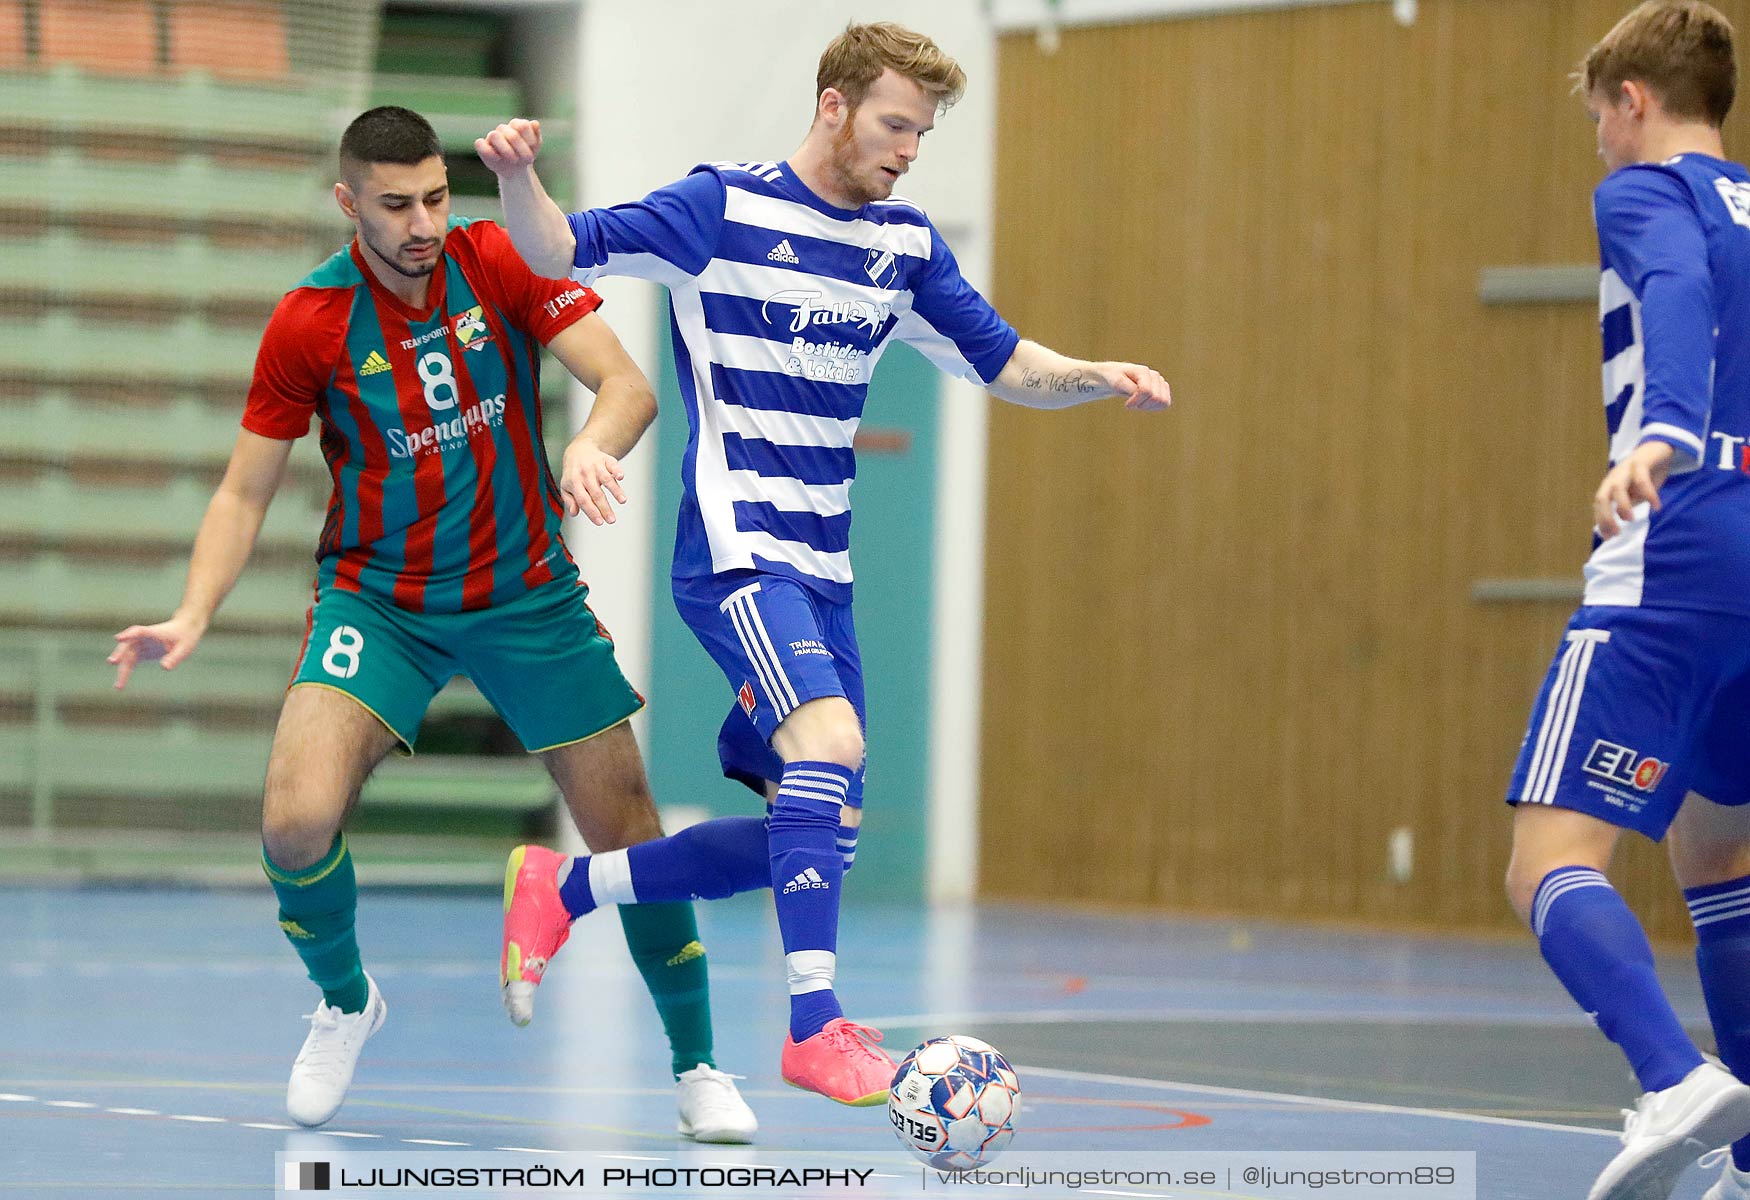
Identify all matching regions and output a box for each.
[1534,866,1703,1092]
[769,761,852,1042]
[556,816,771,918]
[1687,874,1750,1171]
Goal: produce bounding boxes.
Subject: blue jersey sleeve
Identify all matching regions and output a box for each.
[1596,166,1716,469]
[893,221,1020,385]
[567,167,726,287]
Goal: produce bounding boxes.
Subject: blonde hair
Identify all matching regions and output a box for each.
[1584,1,1736,125]
[816,22,965,113]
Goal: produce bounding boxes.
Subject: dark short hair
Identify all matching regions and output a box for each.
[339,106,442,181]
[1585,1,1736,126]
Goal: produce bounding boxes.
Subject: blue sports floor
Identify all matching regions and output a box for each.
[0,885,1728,1197]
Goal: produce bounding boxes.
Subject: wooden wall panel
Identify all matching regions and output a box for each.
[981,0,1746,939]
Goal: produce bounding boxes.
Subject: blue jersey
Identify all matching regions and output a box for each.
[1587,153,1750,616]
[566,161,1019,601]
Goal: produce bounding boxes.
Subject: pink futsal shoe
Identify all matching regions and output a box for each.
[501,844,574,1027]
[780,1018,897,1106]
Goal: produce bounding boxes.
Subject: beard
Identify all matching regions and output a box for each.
[826,119,890,207]
[362,224,441,279]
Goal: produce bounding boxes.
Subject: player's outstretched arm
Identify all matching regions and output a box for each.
[545,312,658,526]
[477,119,577,280]
[986,339,1171,412]
[109,430,294,688]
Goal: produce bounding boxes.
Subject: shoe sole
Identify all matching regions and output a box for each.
[781,1076,888,1107]
[1592,1089,1750,1200]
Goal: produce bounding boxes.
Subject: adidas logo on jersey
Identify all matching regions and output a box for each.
[358,350,392,376]
[767,239,800,265]
[782,867,830,894]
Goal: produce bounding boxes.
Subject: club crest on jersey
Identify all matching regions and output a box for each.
[453,305,493,351]
[865,248,898,288]
[738,681,756,717]
[1583,740,1669,793]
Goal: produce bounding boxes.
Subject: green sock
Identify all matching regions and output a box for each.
[263,833,369,1014]
[618,902,714,1077]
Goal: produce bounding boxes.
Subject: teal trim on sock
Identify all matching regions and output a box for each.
[618,903,714,1077]
[264,834,367,1014]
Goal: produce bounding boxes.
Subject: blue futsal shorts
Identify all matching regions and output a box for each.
[672,570,867,792]
[1505,605,1750,840]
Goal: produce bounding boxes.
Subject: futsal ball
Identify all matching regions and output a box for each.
[887,1035,1021,1172]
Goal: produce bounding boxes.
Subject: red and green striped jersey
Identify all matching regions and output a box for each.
[242,217,602,613]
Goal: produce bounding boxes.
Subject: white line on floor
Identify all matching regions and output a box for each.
[1016,1064,1618,1138]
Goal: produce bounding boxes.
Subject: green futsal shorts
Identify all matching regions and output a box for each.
[288,577,644,753]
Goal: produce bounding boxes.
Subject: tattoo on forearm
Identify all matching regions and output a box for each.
[1019,367,1100,395]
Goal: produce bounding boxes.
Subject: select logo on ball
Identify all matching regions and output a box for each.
[887,1035,1021,1173]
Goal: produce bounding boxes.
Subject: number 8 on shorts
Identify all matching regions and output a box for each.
[322,626,365,680]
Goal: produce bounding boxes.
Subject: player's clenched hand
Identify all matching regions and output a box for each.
[1593,439,1675,539]
[476,119,542,177]
[109,612,207,690]
[560,435,629,525]
[1101,363,1172,412]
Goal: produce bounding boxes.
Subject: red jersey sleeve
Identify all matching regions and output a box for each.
[463,219,603,343]
[241,288,351,440]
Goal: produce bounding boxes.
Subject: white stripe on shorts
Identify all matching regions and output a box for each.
[1525,630,1607,807]
[719,585,801,718]
[739,594,800,712]
[727,597,791,719]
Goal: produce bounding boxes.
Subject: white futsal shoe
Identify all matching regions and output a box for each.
[675,1064,758,1143]
[1701,1150,1750,1200]
[286,973,387,1127]
[1588,1062,1750,1200]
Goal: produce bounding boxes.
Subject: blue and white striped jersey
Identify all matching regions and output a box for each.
[1585,153,1750,616]
[566,161,1019,601]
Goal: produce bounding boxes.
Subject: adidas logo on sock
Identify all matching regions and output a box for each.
[358,350,392,376]
[767,239,800,264]
[782,867,830,894]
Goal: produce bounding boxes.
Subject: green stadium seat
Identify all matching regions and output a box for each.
[370,75,521,151]
[0,467,321,554]
[0,66,330,149]
[0,725,40,794]
[0,150,336,235]
[2,229,315,306]
[0,312,257,388]
[374,12,502,78]
[0,390,245,466]
[0,720,551,812]
[0,550,314,631]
